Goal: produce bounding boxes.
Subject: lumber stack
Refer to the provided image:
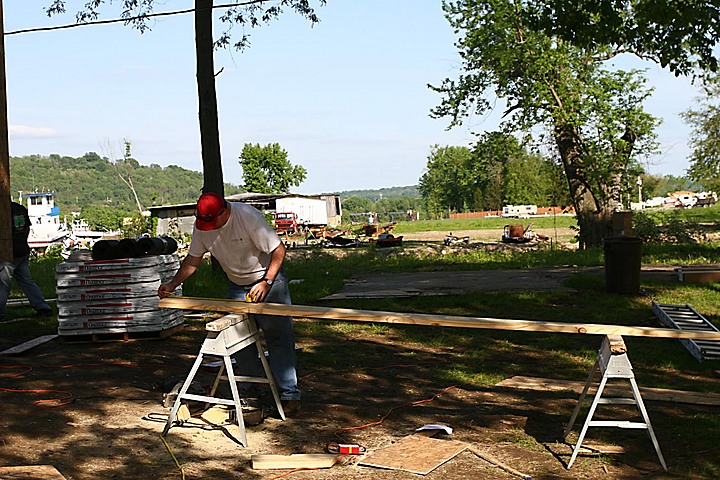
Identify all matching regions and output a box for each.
[55,253,183,337]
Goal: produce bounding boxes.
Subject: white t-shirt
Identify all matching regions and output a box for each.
[188,202,282,285]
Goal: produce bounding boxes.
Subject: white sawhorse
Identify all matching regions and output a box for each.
[161,313,285,446]
[563,335,667,471]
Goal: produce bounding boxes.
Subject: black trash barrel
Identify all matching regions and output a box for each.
[603,236,643,294]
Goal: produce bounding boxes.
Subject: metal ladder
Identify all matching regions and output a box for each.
[563,335,667,471]
[652,301,720,361]
[161,313,285,447]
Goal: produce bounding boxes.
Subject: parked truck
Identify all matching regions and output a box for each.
[273,197,328,235]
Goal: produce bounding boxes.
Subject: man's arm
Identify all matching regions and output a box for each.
[248,242,286,302]
[158,254,203,298]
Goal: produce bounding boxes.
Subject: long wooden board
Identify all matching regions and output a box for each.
[497,376,720,406]
[159,297,720,340]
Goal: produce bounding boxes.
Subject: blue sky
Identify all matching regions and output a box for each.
[4,1,702,195]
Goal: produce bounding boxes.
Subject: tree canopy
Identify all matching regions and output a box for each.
[419,135,570,216]
[431,0,658,247]
[527,0,720,76]
[682,76,720,192]
[239,143,307,194]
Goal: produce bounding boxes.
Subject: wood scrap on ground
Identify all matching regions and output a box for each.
[0,465,67,479]
[497,375,720,406]
[251,454,338,470]
[358,433,468,475]
[0,335,58,356]
[468,447,532,480]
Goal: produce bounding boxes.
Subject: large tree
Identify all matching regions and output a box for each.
[431,0,658,248]
[45,1,324,197]
[681,76,720,192]
[239,143,307,194]
[528,0,720,76]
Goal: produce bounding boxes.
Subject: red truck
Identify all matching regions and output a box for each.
[273,212,300,235]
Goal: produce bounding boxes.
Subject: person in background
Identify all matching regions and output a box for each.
[158,192,300,417]
[0,202,54,320]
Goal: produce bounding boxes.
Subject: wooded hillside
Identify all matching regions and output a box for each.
[9,153,244,212]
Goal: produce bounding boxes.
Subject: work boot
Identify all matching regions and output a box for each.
[281,399,301,417]
[233,399,263,426]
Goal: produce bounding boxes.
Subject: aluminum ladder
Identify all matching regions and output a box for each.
[652,301,720,361]
[563,335,667,471]
[161,313,285,446]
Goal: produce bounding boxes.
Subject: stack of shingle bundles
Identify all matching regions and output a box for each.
[55,254,183,338]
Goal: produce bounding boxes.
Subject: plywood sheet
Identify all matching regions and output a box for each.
[359,434,468,475]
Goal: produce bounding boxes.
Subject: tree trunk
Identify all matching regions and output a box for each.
[0,0,13,262]
[195,0,224,196]
[554,125,615,249]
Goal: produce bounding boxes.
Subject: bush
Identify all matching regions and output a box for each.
[633,210,702,244]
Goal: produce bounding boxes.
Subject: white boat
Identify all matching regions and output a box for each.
[20,191,70,251]
[70,219,106,242]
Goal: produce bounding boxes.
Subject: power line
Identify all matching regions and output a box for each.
[4,1,263,36]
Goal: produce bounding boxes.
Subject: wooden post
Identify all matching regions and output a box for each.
[0,0,13,262]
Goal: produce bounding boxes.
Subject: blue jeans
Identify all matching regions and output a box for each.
[0,255,51,317]
[227,269,300,401]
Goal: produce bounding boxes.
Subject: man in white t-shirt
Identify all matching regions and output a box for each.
[158,192,300,416]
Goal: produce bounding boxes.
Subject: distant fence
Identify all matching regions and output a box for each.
[449,206,575,220]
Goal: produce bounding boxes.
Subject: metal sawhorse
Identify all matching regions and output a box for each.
[563,335,667,471]
[161,313,285,446]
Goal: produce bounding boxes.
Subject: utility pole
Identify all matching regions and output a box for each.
[0,0,13,263]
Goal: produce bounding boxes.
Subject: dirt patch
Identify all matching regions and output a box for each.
[0,238,698,480]
[0,309,698,480]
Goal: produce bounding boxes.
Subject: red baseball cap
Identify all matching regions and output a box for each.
[195,193,227,231]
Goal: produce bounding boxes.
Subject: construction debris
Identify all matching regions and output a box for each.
[444,233,470,246]
[501,223,549,243]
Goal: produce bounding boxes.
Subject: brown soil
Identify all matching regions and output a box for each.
[0,233,705,480]
[1,322,701,480]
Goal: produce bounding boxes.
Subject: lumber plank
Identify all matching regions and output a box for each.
[205,313,247,332]
[0,465,66,479]
[159,296,720,340]
[0,335,58,356]
[497,375,720,406]
[251,454,338,470]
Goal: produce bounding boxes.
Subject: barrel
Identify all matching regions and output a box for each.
[604,236,643,294]
[136,236,178,256]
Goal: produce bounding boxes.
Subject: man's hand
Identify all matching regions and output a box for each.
[247,281,271,302]
[158,283,175,299]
